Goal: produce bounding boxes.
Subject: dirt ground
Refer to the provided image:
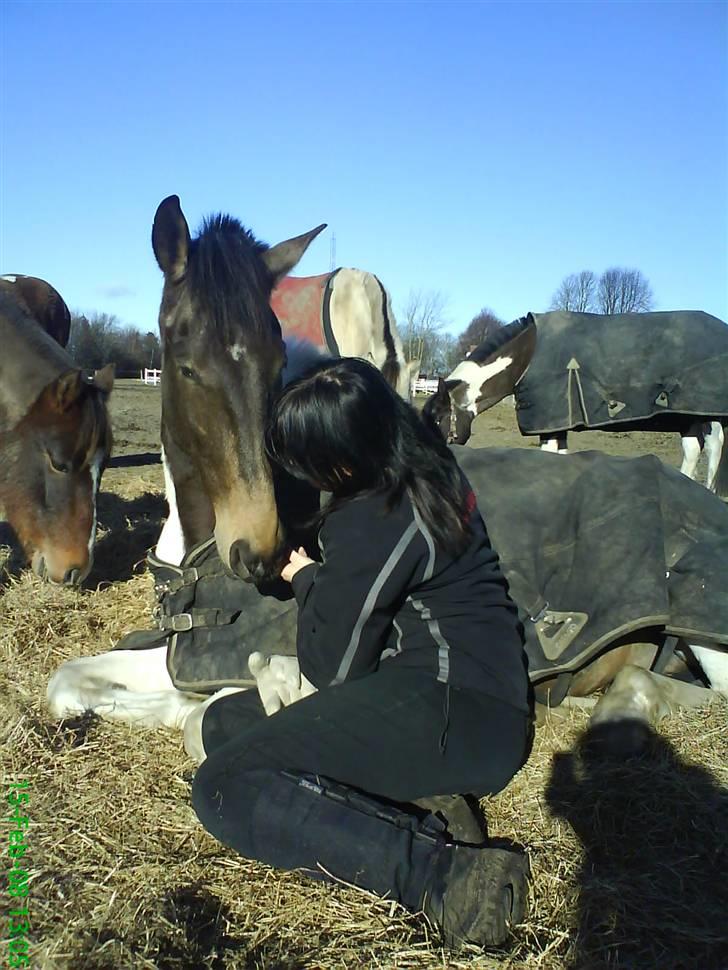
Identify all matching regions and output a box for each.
[1,381,726,970]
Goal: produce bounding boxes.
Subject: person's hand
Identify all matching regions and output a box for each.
[281,546,314,583]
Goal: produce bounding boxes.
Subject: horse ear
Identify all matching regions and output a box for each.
[263,224,327,285]
[91,363,116,394]
[52,369,84,412]
[152,195,191,282]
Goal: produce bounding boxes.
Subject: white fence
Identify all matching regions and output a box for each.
[411,377,440,396]
[141,368,162,386]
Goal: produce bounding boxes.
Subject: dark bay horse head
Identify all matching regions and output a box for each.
[422,314,537,444]
[0,290,114,584]
[152,195,326,583]
[0,274,72,347]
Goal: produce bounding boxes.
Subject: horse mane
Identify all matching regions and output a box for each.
[466,315,532,364]
[186,214,278,343]
[372,274,401,392]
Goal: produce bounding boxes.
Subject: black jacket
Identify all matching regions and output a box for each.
[291,485,530,713]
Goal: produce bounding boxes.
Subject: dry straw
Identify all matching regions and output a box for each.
[1,385,726,969]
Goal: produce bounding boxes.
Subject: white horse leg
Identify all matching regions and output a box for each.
[183,686,247,763]
[47,646,203,729]
[688,644,728,695]
[155,448,186,566]
[704,422,725,491]
[540,432,568,454]
[679,427,703,481]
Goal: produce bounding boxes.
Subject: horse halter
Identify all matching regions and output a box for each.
[447,399,458,444]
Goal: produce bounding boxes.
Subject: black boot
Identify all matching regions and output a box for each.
[191,766,528,948]
[424,842,530,948]
[412,793,488,845]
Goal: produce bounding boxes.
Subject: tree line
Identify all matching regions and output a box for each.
[68,312,161,375]
[70,264,654,380]
[402,266,655,377]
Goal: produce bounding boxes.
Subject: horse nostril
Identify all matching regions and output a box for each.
[63,567,82,586]
[228,539,253,581]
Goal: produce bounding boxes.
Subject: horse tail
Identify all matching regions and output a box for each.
[373,275,401,392]
[713,419,728,500]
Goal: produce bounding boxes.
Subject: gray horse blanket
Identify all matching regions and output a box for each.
[516,310,728,436]
[116,448,728,694]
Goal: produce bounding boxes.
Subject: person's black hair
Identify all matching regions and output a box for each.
[265,357,471,556]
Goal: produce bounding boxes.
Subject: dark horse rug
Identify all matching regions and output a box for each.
[116,448,728,696]
[516,310,728,436]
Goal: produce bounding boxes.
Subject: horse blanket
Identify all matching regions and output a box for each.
[516,310,728,436]
[116,449,728,696]
[270,271,341,355]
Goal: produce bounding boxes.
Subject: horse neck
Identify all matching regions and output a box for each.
[0,312,74,429]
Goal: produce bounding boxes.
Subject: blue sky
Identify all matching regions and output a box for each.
[2,0,726,339]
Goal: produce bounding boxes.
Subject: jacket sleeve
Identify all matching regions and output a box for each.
[290,497,424,688]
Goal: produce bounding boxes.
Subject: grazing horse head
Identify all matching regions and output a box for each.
[152,195,326,584]
[422,378,475,444]
[0,290,114,584]
[422,314,537,444]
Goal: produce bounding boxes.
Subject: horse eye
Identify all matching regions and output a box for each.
[47,453,71,475]
[179,365,197,380]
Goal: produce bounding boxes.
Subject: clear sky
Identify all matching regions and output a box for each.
[2,0,726,339]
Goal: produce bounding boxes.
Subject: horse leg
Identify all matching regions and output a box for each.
[679,425,703,481]
[155,447,186,566]
[183,686,247,763]
[539,433,568,454]
[704,422,725,491]
[47,646,203,729]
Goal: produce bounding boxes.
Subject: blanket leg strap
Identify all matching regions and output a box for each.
[651,635,679,676]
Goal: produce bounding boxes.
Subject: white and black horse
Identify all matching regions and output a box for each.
[425,310,728,497]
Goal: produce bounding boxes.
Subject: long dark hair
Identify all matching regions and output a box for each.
[265,357,471,556]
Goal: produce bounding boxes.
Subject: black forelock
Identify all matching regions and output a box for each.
[185,213,279,344]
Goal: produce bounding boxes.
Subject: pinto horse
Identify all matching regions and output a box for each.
[271,270,418,401]
[0,288,113,584]
[0,274,72,347]
[424,310,728,498]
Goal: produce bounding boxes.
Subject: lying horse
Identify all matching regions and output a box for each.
[271,269,418,401]
[426,310,728,497]
[0,288,113,584]
[0,274,72,347]
[47,446,728,754]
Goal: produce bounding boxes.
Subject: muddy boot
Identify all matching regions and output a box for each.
[424,843,530,948]
[412,794,488,845]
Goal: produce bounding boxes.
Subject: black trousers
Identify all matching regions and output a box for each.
[196,663,531,804]
[192,665,531,910]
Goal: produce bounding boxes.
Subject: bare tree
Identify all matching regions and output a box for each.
[455,307,505,359]
[68,311,161,373]
[597,267,654,314]
[400,289,452,375]
[551,271,598,312]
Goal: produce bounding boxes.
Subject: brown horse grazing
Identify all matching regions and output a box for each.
[0,274,72,347]
[152,194,330,584]
[0,288,114,584]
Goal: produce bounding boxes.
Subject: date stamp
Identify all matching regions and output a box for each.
[5,778,30,968]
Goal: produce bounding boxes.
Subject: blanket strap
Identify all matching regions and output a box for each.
[651,634,679,675]
[159,609,237,632]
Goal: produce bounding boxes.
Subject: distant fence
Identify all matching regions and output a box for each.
[141,368,162,386]
[411,377,440,396]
